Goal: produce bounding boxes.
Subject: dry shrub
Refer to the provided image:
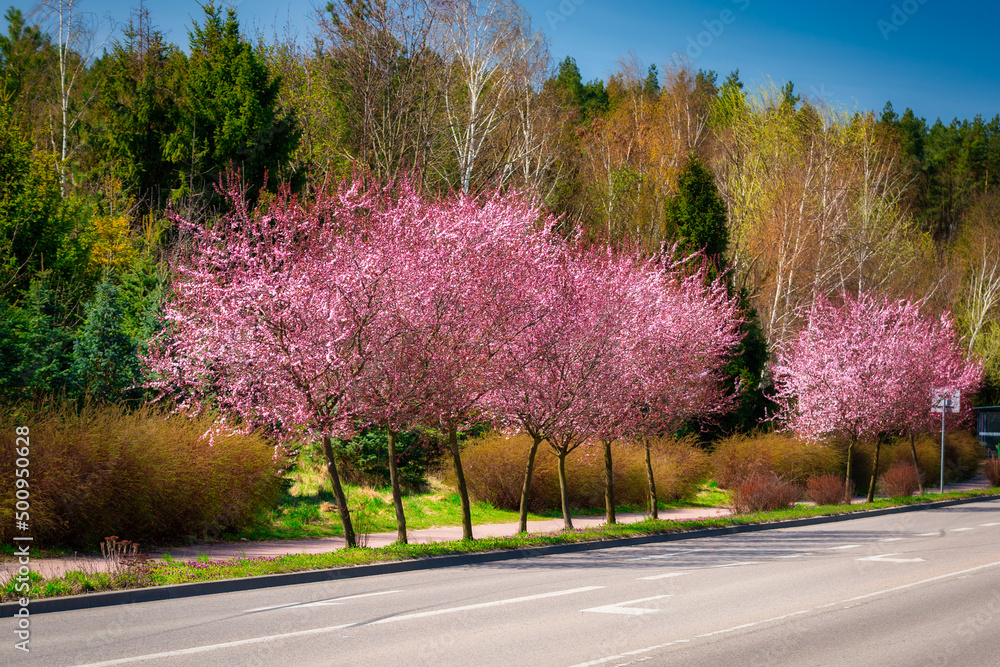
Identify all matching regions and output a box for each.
[730,472,802,513]
[0,402,283,548]
[878,461,921,498]
[806,474,853,505]
[645,435,712,501]
[984,458,1000,487]
[851,432,983,491]
[711,432,840,489]
[453,432,559,513]
[453,432,709,512]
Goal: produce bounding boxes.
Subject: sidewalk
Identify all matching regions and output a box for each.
[5,473,993,581]
[2,506,729,580]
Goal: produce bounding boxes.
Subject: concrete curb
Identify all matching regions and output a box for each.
[6,493,999,616]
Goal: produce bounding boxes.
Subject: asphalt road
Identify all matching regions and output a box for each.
[12,499,1000,667]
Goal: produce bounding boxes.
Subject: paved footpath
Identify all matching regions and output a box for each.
[2,507,729,580]
[4,472,991,580]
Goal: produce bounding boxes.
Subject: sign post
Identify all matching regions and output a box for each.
[931,388,960,494]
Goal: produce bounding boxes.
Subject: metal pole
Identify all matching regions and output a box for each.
[940,403,946,494]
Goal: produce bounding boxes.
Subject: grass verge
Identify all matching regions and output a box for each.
[2,487,997,602]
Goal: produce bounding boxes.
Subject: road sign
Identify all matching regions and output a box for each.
[931,388,960,413]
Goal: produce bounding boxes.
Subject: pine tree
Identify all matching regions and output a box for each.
[166,3,298,199]
[664,155,728,264]
[665,155,767,435]
[70,274,142,402]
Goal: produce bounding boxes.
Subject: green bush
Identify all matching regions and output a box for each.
[453,432,709,512]
[329,427,449,492]
[711,432,840,488]
[0,402,283,548]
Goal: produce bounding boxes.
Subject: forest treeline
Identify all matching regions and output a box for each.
[2,0,1000,420]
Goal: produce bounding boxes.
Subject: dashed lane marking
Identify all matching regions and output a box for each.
[857,553,925,563]
[567,559,1000,667]
[638,572,689,581]
[246,590,402,613]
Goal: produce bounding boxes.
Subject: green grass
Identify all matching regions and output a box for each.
[3,487,996,603]
[232,466,556,541]
[233,463,722,541]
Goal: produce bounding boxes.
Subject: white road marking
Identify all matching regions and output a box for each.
[369,586,605,625]
[74,587,605,666]
[567,559,1000,667]
[950,527,974,532]
[916,532,941,536]
[627,549,704,561]
[829,544,862,550]
[857,553,925,563]
[246,590,402,613]
[712,561,760,568]
[582,595,673,616]
[638,572,689,581]
[74,623,357,666]
[980,522,1000,527]
[775,553,813,559]
[878,537,904,542]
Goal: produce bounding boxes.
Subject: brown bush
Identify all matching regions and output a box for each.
[0,402,283,548]
[805,475,853,505]
[984,458,1000,487]
[850,432,983,492]
[711,432,840,489]
[877,461,921,498]
[453,432,709,512]
[454,433,560,513]
[729,472,802,514]
[645,435,712,501]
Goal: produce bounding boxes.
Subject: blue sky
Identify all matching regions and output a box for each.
[45,0,1000,123]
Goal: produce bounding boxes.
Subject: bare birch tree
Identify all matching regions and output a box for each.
[32,0,106,191]
[441,0,546,193]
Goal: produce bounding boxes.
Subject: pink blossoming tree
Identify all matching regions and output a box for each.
[145,179,398,548]
[772,292,982,501]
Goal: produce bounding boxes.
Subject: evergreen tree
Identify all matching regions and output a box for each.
[18,275,75,397]
[0,103,68,295]
[70,274,142,402]
[665,155,767,435]
[91,7,185,208]
[643,64,660,98]
[0,7,56,137]
[166,3,299,200]
[664,155,728,264]
[551,56,608,122]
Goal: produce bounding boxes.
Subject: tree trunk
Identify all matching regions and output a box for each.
[517,433,543,534]
[867,438,883,503]
[644,439,658,520]
[603,439,616,525]
[909,432,924,495]
[557,448,573,530]
[321,436,356,548]
[386,427,407,544]
[449,425,474,541]
[845,437,855,491]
